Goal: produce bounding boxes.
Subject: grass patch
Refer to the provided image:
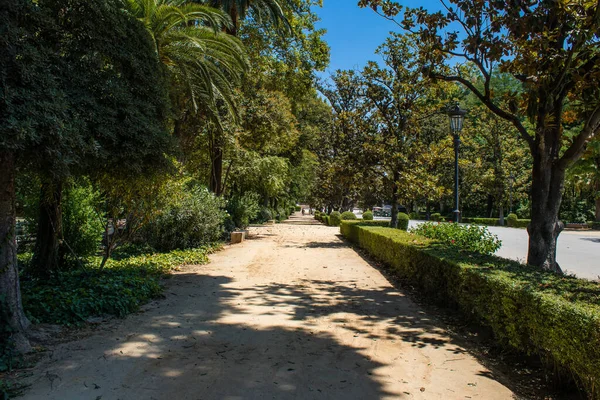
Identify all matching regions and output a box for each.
[340,222,600,398]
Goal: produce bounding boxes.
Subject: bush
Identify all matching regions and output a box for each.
[362,210,373,220]
[227,192,261,229]
[410,222,501,255]
[21,245,221,326]
[408,212,420,220]
[396,212,409,231]
[329,211,341,226]
[257,207,273,223]
[141,185,227,252]
[276,207,288,221]
[322,215,330,225]
[462,217,502,226]
[60,182,104,264]
[314,211,321,220]
[431,212,442,221]
[340,211,357,220]
[295,206,301,212]
[340,224,600,399]
[507,213,530,228]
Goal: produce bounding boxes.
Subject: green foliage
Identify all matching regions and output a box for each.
[21,245,221,326]
[362,210,374,220]
[142,185,227,252]
[60,182,103,264]
[408,212,420,220]
[507,214,530,228]
[257,207,273,223]
[430,213,442,221]
[295,206,301,212]
[340,211,357,220]
[227,192,261,229]
[342,223,600,399]
[396,212,409,231]
[410,222,501,255]
[329,211,341,226]
[462,217,502,227]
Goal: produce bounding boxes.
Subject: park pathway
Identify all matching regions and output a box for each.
[21,213,514,399]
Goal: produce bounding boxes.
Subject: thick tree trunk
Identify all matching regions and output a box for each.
[31,179,63,277]
[390,170,400,228]
[527,153,565,273]
[0,152,31,354]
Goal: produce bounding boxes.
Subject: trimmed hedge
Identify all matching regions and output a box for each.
[341,220,392,229]
[362,210,374,220]
[506,214,530,228]
[329,211,341,226]
[341,211,357,220]
[340,222,600,398]
[295,206,301,212]
[397,212,409,231]
[462,217,503,226]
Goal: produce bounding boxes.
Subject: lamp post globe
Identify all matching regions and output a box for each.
[447,102,467,223]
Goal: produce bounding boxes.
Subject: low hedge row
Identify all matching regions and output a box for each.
[339,222,600,398]
[462,217,503,226]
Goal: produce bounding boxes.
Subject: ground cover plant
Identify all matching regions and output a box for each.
[19,245,221,326]
[340,221,600,398]
[410,222,501,255]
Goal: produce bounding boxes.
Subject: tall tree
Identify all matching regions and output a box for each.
[362,34,438,227]
[202,0,295,194]
[1,0,171,349]
[360,0,600,273]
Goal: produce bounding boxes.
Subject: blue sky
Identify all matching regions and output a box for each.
[312,1,443,79]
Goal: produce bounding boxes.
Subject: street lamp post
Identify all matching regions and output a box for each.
[447,103,467,223]
[509,174,515,214]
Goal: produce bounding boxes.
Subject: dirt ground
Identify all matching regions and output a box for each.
[19,213,515,399]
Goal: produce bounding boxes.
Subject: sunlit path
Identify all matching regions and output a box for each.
[22,213,513,399]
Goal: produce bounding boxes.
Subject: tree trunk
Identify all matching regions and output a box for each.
[498,204,505,226]
[209,144,223,196]
[0,151,31,354]
[595,181,600,222]
[526,152,565,273]
[31,179,63,277]
[390,170,399,228]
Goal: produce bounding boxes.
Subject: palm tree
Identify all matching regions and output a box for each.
[126,0,248,118]
[204,0,293,35]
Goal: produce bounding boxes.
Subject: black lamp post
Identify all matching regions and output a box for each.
[447,102,467,223]
[509,174,515,214]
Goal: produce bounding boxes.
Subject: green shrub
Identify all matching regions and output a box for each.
[507,213,518,226]
[410,222,501,255]
[397,212,409,231]
[323,215,330,225]
[506,213,530,228]
[408,212,420,220]
[314,211,321,220]
[431,212,442,221]
[340,211,357,220]
[21,245,221,326]
[60,182,104,264]
[276,207,288,221]
[295,206,301,212]
[227,192,261,229]
[462,217,502,226]
[362,210,373,220]
[340,224,600,398]
[257,207,273,223]
[329,211,342,226]
[142,186,227,251]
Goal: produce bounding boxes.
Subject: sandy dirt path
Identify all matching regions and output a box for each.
[21,214,514,400]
